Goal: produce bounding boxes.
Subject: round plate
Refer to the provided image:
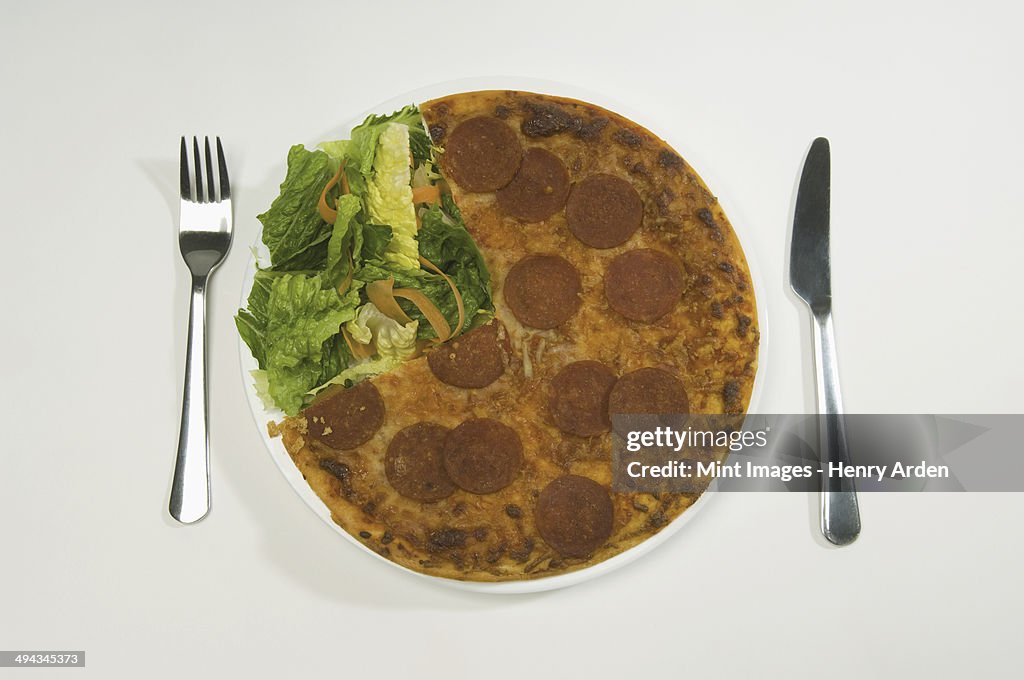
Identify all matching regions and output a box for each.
[238,77,769,593]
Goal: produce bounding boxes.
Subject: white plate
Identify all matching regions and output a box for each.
[237,77,769,594]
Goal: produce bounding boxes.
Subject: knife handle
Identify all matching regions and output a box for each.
[811,308,861,545]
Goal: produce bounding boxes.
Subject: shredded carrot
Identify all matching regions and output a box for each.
[366,278,413,325]
[318,161,347,223]
[340,326,357,357]
[366,276,454,342]
[419,255,465,337]
[411,184,441,205]
[394,287,451,341]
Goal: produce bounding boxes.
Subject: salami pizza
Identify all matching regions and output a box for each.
[267,91,759,581]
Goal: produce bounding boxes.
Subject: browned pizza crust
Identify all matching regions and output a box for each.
[274,91,759,582]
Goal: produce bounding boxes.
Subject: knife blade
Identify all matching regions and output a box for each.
[790,137,862,546]
[791,137,831,308]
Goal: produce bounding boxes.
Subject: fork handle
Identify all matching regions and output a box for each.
[811,308,861,545]
[170,276,211,523]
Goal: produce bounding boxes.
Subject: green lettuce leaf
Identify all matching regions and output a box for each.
[367,122,419,270]
[346,105,430,177]
[308,355,403,397]
[238,106,494,415]
[249,369,275,411]
[235,269,295,369]
[350,197,493,341]
[324,194,364,289]
[236,308,266,370]
[259,145,334,270]
[345,302,419,361]
[240,272,359,415]
[418,198,494,329]
[317,139,349,163]
[344,163,368,200]
[353,262,439,340]
[317,139,367,200]
[360,223,393,261]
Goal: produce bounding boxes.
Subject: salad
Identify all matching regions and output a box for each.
[235,106,493,415]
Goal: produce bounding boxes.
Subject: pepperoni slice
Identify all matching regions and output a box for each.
[385,422,456,502]
[304,381,385,450]
[565,174,644,248]
[604,248,684,322]
[535,475,614,558]
[443,418,523,494]
[427,320,510,389]
[503,255,582,329]
[608,367,689,416]
[548,361,617,436]
[496,147,570,223]
[441,116,522,192]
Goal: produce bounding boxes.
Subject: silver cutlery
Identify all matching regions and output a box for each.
[170,137,232,524]
[790,137,861,546]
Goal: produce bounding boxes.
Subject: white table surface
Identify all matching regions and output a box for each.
[2,1,1021,677]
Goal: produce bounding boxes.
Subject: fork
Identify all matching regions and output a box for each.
[170,137,232,524]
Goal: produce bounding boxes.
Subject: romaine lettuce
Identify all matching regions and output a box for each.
[366,123,419,271]
[236,268,288,369]
[353,263,446,340]
[344,105,430,176]
[307,355,403,397]
[236,272,359,415]
[324,193,364,290]
[345,302,419,361]
[237,106,495,414]
[418,196,493,329]
[359,223,393,262]
[317,139,349,163]
[258,145,335,271]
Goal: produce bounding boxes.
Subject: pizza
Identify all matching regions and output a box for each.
[261,90,759,582]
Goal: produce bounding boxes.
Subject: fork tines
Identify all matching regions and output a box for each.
[179,136,230,203]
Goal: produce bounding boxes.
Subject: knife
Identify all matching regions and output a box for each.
[790,137,861,546]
